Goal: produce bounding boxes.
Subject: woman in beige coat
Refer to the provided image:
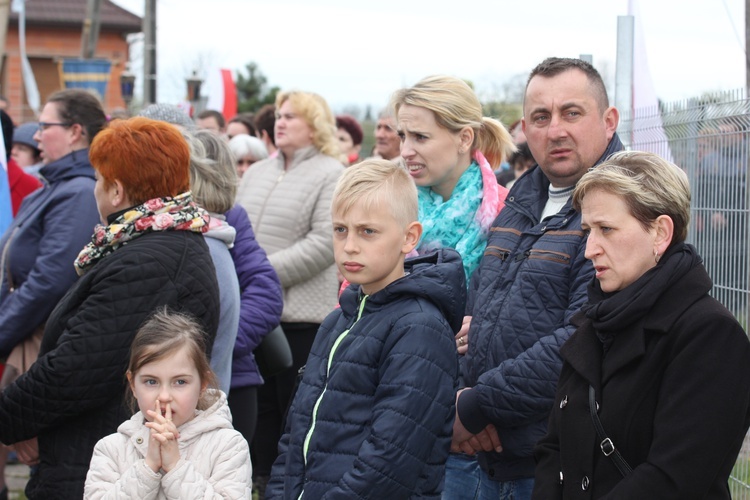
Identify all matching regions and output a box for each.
[235,89,344,494]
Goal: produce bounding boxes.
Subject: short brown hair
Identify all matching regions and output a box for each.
[197,109,225,129]
[47,89,107,143]
[254,104,276,146]
[573,151,691,246]
[526,57,609,112]
[228,113,256,136]
[127,307,218,411]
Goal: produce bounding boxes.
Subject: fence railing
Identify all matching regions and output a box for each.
[619,89,750,497]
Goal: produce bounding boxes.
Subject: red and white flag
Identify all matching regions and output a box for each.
[205,68,238,122]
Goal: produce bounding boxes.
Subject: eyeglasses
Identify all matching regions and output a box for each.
[38,122,72,131]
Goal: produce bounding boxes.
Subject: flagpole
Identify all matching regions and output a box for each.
[143,0,156,105]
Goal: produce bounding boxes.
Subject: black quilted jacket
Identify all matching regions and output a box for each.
[0,230,219,499]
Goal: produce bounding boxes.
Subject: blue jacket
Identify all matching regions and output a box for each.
[267,249,466,499]
[225,205,283,388]
[458,135,623,481]
[0,150,100,357]
[205,234,240,394]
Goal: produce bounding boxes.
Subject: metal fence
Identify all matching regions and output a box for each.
[618,89,750,497]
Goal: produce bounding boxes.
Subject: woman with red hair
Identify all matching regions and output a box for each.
[0,117,220,500]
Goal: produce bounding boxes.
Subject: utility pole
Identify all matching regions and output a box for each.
[746,0,750,92]
[81,0,102,59]
[0,0,10,77]
[143,0,156,105]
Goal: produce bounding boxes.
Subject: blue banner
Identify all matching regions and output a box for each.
[60,59,112,100]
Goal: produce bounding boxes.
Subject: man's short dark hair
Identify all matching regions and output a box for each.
[254,104,276,146]
[197,109,225,129]
[526,57,609,111]
[228,112,256,136]
[48,88,107,141]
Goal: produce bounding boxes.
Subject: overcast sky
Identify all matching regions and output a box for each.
[111,0,746,115]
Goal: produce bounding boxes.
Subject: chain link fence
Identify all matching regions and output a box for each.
[619,89,750,497]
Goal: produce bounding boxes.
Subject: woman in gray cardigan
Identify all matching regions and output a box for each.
[235,90,344,494]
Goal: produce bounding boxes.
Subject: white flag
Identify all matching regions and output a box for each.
[12,0,40,115]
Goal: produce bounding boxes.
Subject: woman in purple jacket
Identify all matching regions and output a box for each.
[226,204,283,440]
[189,130,284,445]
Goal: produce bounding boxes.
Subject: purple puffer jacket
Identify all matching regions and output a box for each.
[226,205,283,388]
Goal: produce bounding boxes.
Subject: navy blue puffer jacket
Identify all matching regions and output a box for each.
[267,249,465,499]
[0,149,100,357]
[458,135,622,481]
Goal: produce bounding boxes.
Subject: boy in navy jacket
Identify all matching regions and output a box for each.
[267,159,466,499]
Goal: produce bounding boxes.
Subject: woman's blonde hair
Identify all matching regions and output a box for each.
[332,159,417,228]
[184,130,238,214]
[390,75,516,169]
[572,151,691,246]
[276,90,340,159]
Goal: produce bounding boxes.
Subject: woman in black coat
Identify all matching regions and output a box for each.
[533,151,750,499]
[0,118,220,499]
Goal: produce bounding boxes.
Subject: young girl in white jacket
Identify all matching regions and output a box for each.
[84,308,252,499]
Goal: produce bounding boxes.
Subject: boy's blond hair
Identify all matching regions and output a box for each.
[332,159,417,227]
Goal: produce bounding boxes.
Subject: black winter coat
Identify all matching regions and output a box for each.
[0,230,219,500]
[533,252,750,499]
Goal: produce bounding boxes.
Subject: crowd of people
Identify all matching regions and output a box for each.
[0,56,748,500]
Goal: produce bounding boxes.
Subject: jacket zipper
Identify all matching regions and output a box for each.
[298,296,368,499]
[527,248,571,264]
[255,168,286,230]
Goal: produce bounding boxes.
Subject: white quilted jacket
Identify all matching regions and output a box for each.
[83,391,252,499]
[236,146,344,323]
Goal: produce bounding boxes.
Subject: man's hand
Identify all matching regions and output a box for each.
[451,388,502,455]
[455,316,471,355]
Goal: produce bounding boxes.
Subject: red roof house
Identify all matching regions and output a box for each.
[3,0,142,123]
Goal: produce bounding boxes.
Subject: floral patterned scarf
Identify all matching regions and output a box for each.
[74,191,209,276]
[417,151,503,281]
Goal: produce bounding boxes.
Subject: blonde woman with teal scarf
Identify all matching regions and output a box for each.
[391,75,515,500]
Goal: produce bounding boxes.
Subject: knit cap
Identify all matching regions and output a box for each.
[13,122,40,152]
[138,103,196,131]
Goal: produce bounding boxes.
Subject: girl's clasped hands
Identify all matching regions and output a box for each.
[144,400,181,473]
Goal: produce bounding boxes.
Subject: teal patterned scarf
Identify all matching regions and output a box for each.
[417,158,499,280]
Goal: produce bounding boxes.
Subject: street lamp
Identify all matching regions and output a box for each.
[186,70,203,115]
[120,65,136,107]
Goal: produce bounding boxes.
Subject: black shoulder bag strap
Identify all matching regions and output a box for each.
[589,385,633,477]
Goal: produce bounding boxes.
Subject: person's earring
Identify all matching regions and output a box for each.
[654,248,660,263]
